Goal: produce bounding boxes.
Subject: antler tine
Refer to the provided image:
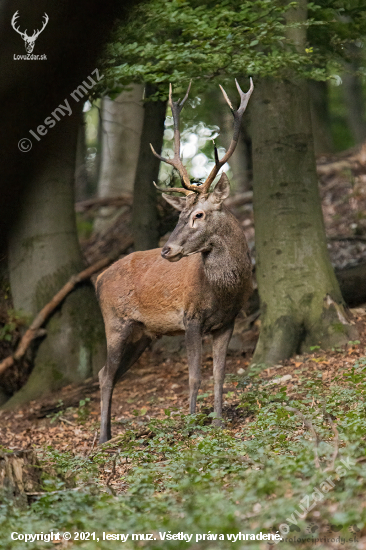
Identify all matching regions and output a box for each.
[34,12,49,39]
[151,81,203,195]
[179,80,192,108]
[11,11,26,38]
[235,77,254,115]
[153,181,194,196]
[200,78,254,194]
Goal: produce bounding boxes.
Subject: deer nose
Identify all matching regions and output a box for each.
[161,245,171,258]
[161,244,183,262]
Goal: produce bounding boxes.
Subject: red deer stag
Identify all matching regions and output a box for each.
[97,79,254,443]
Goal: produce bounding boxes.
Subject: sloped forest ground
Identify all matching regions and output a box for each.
[1,147,366,549]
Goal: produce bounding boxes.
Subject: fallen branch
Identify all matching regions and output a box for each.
[323,411,339,472]
[105,454,118,486]
[87,430,98,458]
[316,143,366,178]
[225,191,253,209]
[26,487,83,497]
[286,407,340,472]
[329,236,366,243]
[0,248,128,376]
[285,407,320,469]
[59,417,76,427]
[75,194,132,213]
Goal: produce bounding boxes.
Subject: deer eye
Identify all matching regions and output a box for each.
[194,212,204,219]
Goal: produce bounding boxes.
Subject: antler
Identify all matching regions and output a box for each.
[153,181,194,197]
[32,13,49,40]
[150,82,203,195]
[11,11,26,39]
[199,78,254,194]
[151,79,254,197]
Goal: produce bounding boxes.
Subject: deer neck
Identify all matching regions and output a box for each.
[201,212,249,293]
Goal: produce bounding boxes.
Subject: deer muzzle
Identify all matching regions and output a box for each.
[161,244,183,262]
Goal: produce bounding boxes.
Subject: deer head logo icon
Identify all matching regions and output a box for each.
[11,11,49,54]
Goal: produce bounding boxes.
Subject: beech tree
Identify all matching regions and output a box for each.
[132,84,167,250]
[6,111,106,407]
[94,84,144,233]
[0,0,140,404]
[97,0,366,365]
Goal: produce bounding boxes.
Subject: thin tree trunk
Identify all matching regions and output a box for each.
[94,85,144,233]
[6,111,105,407]
[251,1,356,367]
[309,80,334,155]
[75,114,89,202]
[219,93,251,192]
[132,85,167,251]
[343,68,366,145]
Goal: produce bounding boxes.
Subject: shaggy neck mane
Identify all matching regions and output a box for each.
[201,209,249,292]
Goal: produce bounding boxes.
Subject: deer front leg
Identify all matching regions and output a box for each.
[185,321,202,414]
[99,364,114,444]
[212,323,234,426]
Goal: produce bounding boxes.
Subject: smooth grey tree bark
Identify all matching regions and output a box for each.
[132,85,167,251]
[94,85,144,233]
[343,69,366,145]
[251,1,356,367]
[6,111,105,407]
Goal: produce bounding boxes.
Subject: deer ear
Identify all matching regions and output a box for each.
[162,194,186,212]
[209,173,231,205]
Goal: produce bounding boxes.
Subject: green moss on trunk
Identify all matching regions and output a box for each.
[251,77,357,368]
[5,113,105,408]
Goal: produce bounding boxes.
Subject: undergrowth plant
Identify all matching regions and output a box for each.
[1,359,366,549]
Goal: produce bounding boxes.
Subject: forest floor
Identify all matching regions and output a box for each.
[1,146,366,549]
[1,309,366,549]
[0,308,365,456]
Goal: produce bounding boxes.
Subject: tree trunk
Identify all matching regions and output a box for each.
[219,93,252,192]
[343,69,366,145]
[251,0,356,367]
[309,80,334,155]
[94,85,144,233]
[0,0,141,254]
[252,78,356,366]
[132,85,167,251]
[5,112,105,407]
[0,450,42,504]
[75,115,89,202]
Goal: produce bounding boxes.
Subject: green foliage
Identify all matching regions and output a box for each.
[1,361,366,549]
[0,309,29,342]
[97,0,366,97]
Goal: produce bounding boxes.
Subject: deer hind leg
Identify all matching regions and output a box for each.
[212,323,234,426]
[99,322,150,444]
[185,321,202,414]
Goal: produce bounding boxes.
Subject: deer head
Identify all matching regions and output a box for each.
[11,11,49,54]
[151,80,254,262]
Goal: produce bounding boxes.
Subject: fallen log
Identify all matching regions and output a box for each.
[335,261,366,307]
[316,142,366,178]
[246,261,366,317]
